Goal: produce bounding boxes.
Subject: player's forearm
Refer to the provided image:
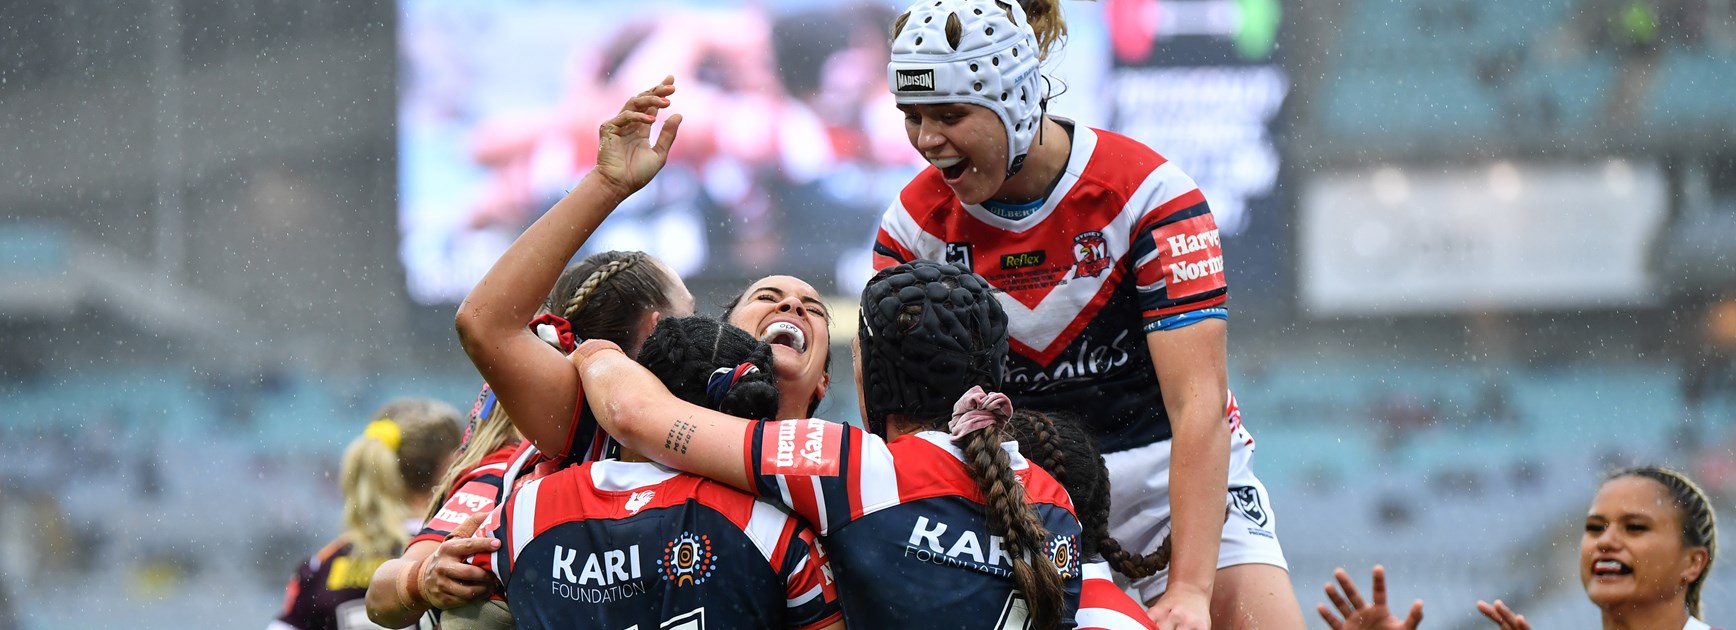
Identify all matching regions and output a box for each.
[1164,405,1230,598]
[365,543,436,628]
[454,173,628,350]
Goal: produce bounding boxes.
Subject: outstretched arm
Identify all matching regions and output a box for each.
[570,340,753,491]
[455,77,682,456]
[1142,320,1229,630]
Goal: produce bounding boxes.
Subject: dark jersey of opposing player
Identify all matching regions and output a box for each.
[874,122,1230,453]
[474,460,841,630]
[276,537,397,630]
[747,418,1084,629]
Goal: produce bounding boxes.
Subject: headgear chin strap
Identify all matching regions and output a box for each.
[858,260,1008,437]
[888,0,1046,178]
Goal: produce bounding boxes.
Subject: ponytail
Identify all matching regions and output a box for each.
[951,391,1066,629]
[1005,409,1173,579]
[1017,0,1069,62]
[343,399,463,558]
[343,420,412,558]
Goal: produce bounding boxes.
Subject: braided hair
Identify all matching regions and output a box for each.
[859,260,1064,628]
[1003,409,1174,580]
[1605,466,1718,619]
[636,315,781,419]
[547,251,678,354]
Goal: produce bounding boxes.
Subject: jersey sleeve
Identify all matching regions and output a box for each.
[778,524,843,630]
[414,474,506,546]
[1127,164,1228,330]
[872,201,919,270]
[468,495,514,587]
[745,418,870,535]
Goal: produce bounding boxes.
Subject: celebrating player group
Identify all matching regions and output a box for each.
[267,1,1722,629]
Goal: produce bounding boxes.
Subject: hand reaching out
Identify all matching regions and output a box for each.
[1317,565,1424,630]
[1475,599,1531,630]
[592,75,684,199]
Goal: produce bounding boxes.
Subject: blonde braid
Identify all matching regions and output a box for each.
[564,258,637,320]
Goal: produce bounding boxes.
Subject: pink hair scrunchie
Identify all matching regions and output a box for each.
[949,385,1013,439]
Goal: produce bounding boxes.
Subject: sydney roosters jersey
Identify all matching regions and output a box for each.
[413,443,523,546]
[748,418,1084,629]
[1078,561,1156,630]
[874,124,1228,452]
[474,460,841,630]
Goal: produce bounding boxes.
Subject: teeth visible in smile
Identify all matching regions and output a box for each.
[929,157,963,169]
[761,321,806,353]
[1593,560,1629,574]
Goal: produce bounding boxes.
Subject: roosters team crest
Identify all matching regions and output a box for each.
[1073,231,1110,279]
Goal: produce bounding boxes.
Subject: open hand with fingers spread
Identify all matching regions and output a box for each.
[1475,599,1532,630]
[1317,565,1425,630]
[592,75,684,200]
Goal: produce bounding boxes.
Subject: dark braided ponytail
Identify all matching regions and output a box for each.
[860,260,1066,628]
[958,423,1067,629]
[1605,466,1718,619]
[635,315,780,419]
[1004,409,1173,579]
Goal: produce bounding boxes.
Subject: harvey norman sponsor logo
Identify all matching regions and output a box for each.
[895,69,936,92]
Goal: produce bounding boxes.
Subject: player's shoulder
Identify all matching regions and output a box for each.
[1074,127,1176,191]
[895,167,958,214]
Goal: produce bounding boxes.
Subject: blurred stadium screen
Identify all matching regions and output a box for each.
[396,0,1288,303]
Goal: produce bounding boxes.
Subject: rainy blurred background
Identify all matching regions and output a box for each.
[3,0,1736,627]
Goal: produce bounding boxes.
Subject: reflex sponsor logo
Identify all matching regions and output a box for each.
[1152,214,1225,298]
[763,418,841,476]
[1001,250,1046,269]
[895,68,936,92]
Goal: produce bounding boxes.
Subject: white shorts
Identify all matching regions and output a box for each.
[1103,423,1288,603]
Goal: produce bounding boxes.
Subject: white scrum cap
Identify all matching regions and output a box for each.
[888,0,1046,176]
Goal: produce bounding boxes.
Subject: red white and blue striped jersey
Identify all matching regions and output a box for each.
[473,460,841,630]
[747,418,1084,629]
[874,123,1229,452]
[1077,561,1157,630]
[413,443,523,547]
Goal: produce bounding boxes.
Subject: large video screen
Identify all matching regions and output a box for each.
[397,0,1285,304]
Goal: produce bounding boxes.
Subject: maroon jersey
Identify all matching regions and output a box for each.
[275,537,395,630]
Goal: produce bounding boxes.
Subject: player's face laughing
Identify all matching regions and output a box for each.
[728,275,830,417]
[1579,476,1705,614]
[899,102,1008,205]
